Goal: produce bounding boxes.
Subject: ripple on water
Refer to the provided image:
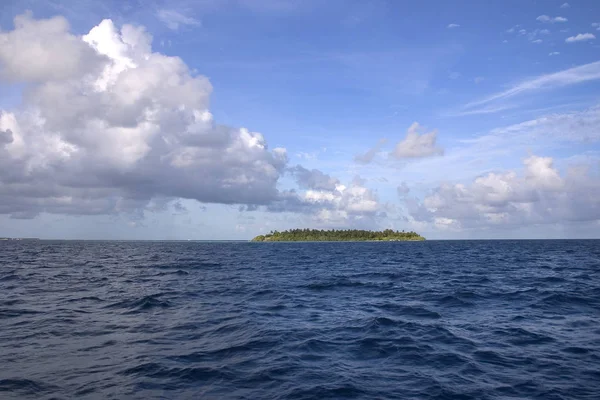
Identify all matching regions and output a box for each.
[0,379,59,397]
[0,240,599,399]
[104,293,173,314]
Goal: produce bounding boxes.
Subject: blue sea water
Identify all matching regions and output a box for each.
[0,240,599,399]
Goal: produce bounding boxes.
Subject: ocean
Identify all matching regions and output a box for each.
[0,240,599,399]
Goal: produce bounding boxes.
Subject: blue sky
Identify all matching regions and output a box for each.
[0,0,599,239]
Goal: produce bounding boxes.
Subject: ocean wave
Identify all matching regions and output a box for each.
[1,240,599,399]
[105,293,173,313]
[0,378,59,396]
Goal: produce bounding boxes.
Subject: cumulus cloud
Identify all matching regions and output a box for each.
[290,165,339,191]
[592,23,600,31]
[0,129,13,145]
[390,122,444,159]
[0,12,106,82]
[536,15,567,23]
[565,33,596,43]
[397,182,410,197]
[0,13,289,218]
[560,2,570,8]
[447,24,460,29]
[354,138,387,164]
[268,174,385,227]
[407,155,600,230]
[156,9,200,31]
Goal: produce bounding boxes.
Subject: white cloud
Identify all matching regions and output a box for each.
[474,76,485,84]
[290,165,339,191]
[0,14,289,218]
[560,2,570,8]
[483,106,600,143]
[0,12,106,82]
[296,151,317,160]
[268,175,386,227]
[447,24,460,29]
[391,122,444,159]
[536,15,568,23]
[447,105,515,117]
[592,23,600,31]
[525,28,551,42]
[354,138,387,164]
[532,39,543,44]
[407,155,600,230]
[549,51,560,56]
[397,182,410,197]
[462,60,600,112]
[458,107,600,168]
[156,9,200,30]
[565,33,596,43]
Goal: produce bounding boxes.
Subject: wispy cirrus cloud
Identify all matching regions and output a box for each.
[156,9,200,30]
[469,106,600,145]
[447,23,460,29]
[459,61,600,113]
[445,105,515,117]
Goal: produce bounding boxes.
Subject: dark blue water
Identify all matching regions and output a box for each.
[1,240,599,399]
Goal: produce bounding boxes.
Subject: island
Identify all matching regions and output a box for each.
[251,229,425,242]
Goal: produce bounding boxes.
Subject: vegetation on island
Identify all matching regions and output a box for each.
[251,229,425,242]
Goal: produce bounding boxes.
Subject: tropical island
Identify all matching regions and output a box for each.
[251,229,425,242]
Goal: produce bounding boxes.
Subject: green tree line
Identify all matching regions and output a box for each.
[251,229,425,242]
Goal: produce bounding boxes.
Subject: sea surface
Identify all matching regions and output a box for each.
[1,240,599,399]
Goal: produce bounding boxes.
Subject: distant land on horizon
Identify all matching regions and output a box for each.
[251,229,425,242]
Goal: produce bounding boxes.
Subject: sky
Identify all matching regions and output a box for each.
[0,0,599,240]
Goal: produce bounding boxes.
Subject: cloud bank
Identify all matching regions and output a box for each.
[0,13,388,228]
[406,155,600,230]
[0,13,288,218]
